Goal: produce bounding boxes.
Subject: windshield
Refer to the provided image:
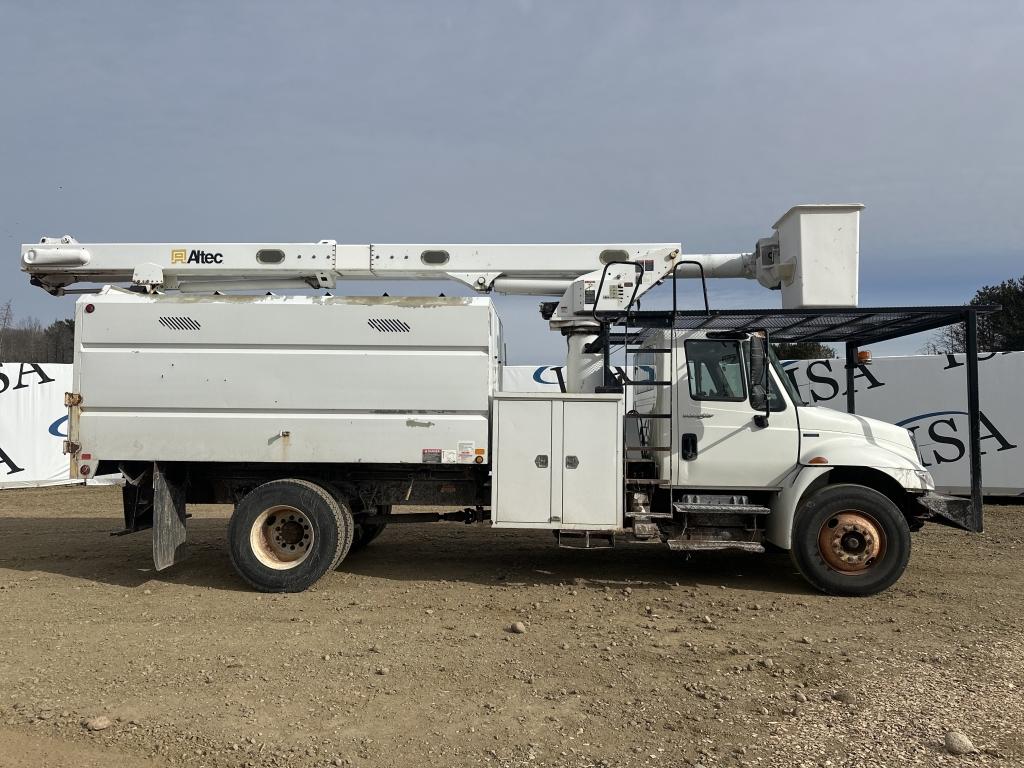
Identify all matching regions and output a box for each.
[770,345,806,406]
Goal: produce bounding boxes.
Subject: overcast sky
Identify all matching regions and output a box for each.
[1,1,1021,362]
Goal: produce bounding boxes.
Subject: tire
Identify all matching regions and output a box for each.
[228,479,353,592]
[790,483,911,597]
[321,486,390,557]
[350,503,390,553]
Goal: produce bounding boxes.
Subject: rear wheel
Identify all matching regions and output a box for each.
[322,486,390,557]
[349,502,390,553]
[790,483,910,596]
[353,505,390,551]
[228,479,353,592]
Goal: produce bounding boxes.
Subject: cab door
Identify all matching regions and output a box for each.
[674,334,799,489]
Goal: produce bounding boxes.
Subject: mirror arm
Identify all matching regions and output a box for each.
[752,328,771,429]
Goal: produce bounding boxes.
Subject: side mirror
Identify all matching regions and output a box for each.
[749,332,770,428]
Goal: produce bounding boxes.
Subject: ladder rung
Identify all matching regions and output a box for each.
[627,347,672,353]
[624,413,671,419]
[625,446,671,452]
[625,478,664,485]
[622,380,671,386]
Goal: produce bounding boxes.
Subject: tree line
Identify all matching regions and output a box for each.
[0,301,75,363]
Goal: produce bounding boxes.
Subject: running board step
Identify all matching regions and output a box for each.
[631,521,662,540]
[557,531,615,549]
[673,502,771,515]
[666,539,765,553]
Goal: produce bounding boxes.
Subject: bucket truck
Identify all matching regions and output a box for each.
[19,204,975,595]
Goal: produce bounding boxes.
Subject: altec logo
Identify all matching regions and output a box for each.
[171,249,224,265]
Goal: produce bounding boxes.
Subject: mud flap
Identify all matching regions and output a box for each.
[914,492,979,533]
[153,462,189,570]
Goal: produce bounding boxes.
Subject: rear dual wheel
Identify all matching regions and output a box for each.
[321,491,390,555]
[351,507,389,552]
[228,479,354,592]
[790,483,911,597]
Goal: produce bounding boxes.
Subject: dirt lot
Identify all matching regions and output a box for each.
[0,486,1022,768]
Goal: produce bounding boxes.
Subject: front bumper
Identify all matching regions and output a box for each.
[913,492,981,533]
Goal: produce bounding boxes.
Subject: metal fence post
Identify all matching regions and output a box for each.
[845,341,858,415]
[964,310,984,532]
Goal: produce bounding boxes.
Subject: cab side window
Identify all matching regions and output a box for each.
[685,340,746,401]
[764,376,787,412]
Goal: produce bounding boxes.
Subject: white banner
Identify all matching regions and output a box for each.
[503,354,1024,496]
[0,362,118,489]
[501,365,570,392]
[501,365,644,396]
[0,362,76,488]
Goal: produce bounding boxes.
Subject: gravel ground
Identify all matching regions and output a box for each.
[0,486,1022,768]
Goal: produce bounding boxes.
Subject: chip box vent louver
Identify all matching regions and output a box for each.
[368,318,411,332]
[159,316,202,331]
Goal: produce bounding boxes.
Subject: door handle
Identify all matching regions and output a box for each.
[565,455,579,469]
[681,433,698,461]
[535,454,548,468]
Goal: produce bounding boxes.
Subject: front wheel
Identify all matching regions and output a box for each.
[790,483,910,596]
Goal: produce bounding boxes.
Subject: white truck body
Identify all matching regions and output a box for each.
[73,289,500,467]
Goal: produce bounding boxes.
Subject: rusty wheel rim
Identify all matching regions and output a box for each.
[249,505,314,570]
[817,510,886,574]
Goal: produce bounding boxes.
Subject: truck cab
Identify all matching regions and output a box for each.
[624,327,954,596]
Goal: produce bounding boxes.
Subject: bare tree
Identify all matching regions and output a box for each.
[0,300,12,359]
[923,273,1024,354]
[921,324,965,354]
[774,341,837,360]
[45,319,75,362]
[0,304,75,363]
